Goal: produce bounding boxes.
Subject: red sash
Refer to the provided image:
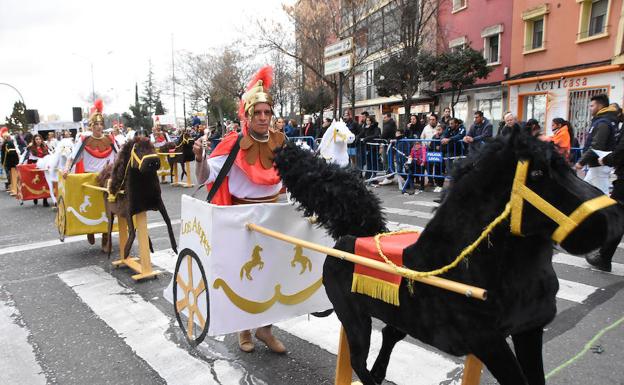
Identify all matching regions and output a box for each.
[352,232,420,306]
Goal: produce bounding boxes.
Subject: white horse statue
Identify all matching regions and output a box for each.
[36,137,74,205]
[318,119,355,168]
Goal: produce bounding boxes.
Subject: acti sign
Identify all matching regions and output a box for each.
[534,77,588,91]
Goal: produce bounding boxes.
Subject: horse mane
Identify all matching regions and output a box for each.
[106,138,139,194]
[450,131,566,190]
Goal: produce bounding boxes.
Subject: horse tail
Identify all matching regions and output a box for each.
[274,141,386,239]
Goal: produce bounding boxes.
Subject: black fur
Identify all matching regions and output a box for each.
[274,141,386,239]
[275,127,624,385]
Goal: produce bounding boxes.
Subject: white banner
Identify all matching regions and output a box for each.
[164,195,333,336]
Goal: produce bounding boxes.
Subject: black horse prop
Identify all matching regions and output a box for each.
[160,131,195,184]
[274,127,624,385]
[98,137,178,259]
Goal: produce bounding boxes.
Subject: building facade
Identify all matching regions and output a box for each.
[505,0,624,141]
[342,0,438,124]
[436,0,513,128]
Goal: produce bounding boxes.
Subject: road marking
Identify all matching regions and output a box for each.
[403,200,440,208]
[553,253,624,277]
[58,265,244,385]
[275,313,461,385]
[0,219,180,256]
[556,278,598,303]
[0,297,47,385]
[383,207,434,220]
[387,221,424,232]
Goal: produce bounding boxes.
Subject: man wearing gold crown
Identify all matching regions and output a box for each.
[193,66,287,353]
[63,99,120,248]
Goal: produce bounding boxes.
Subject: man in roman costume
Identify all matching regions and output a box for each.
[63,99,119,248]
[192,66,287,353]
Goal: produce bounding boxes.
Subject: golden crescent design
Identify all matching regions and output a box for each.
[212,277,323,314]
[22,184,49,195]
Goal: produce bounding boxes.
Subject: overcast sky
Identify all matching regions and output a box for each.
[0,0,292,123]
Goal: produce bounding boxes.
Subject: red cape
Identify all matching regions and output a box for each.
[206,132,281,205]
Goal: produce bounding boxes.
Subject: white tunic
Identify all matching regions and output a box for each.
[196,155,282,199]
[71,134,117,173]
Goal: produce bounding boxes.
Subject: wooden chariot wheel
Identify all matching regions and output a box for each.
[55,197,66,242]
[173,248,209,346]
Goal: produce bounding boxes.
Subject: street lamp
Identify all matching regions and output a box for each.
[0,82,26,107]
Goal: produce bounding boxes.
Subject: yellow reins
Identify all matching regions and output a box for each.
[373,160,617,279]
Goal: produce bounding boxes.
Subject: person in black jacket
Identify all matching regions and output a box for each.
[357,116,381,179]
[586,104,624,272]
[575,94,618,194]
[1,129,19,190]
[345,110,360,166]
[379,112,398,184]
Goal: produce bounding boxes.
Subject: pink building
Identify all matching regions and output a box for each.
[436,0,514,126]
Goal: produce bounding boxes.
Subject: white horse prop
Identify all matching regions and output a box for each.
[36,137,74,205]
[318,120,355,167]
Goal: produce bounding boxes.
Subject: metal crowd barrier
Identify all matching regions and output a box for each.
[354,139,467,183]
[288,136,317,150]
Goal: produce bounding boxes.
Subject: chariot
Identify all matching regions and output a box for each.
[15,164,51,204]
[54,172,115,241]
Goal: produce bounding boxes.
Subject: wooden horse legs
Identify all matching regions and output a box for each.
[334,326,483,385]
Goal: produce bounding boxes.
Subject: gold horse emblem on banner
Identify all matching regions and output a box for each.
[240,245,265,281]
[290,246,312,274]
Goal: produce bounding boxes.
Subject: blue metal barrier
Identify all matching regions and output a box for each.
[288,136,317,150]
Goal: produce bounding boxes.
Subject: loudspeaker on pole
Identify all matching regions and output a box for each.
[25,109,40,124]
[72,107,83,122]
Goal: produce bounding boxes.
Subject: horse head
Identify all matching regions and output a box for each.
[319,119,355,167]
[447,125,624,256]
[128,137,161,173]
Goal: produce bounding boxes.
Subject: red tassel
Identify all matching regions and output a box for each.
[94,99,103,113]
[246,65,273,91]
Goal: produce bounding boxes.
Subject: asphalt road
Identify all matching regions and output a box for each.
[0,173,623,385]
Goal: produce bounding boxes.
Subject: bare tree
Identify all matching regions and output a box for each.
[270,51,296,118]
[256,0,340,117]
[375,0,442,125]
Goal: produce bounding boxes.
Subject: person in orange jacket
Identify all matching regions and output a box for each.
[548,118,573,162]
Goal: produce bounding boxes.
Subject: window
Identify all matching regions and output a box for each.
[532,19,544,49]
[485,34,500,64]
[449,36,467,51]
[522,94,547,129]
[568,87,609,147]
[589,0,608,35]
[477,99,502,127]
[578,0,610,40]
[452,0,467,12]
[482,24,503,64]
[366,10,383,55]
[522,4,548,53]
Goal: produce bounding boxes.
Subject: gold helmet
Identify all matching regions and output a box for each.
[239,66,273,132]
[89,99,104,127]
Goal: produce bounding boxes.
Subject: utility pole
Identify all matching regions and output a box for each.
[171,34,178,127]
[91,62,95,103]
[182,91,186,128]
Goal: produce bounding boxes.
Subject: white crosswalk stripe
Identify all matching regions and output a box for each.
[553,252,624,276]
[276,314,462,385]
[0,296,47,385]
[58,265,250,385]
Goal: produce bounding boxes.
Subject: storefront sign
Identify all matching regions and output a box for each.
[534,77,588,92]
